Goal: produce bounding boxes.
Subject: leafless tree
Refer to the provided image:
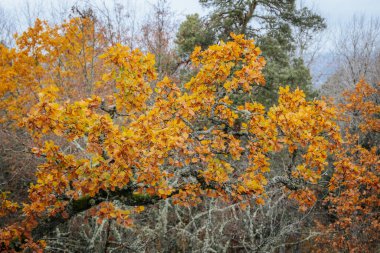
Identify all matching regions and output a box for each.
[19,0,45,27]
[322,15,380,99]
[0,5,16,46]
[139,0,179,79]
[93,0,139,48]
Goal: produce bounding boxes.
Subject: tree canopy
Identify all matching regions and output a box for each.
[176,0,324,106]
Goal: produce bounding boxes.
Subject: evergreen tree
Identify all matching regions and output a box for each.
[176,14,215,58]
[176,0,325,105]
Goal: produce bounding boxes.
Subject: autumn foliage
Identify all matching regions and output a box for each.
[315,81,380,251]
[0,17,379,252]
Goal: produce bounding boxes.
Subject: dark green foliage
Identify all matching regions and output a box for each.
[176,0,325,105]
[175,14,215,58]
[199,0,325,40]
[256,28,317,107]
[259,57,316,107]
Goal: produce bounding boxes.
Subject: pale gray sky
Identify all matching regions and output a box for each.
[306,0,380,26]
[1,0,380,27]
[168,0,380,28]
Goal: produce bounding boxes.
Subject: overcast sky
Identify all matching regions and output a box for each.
[1,0,380,27]
[170,0,380,28]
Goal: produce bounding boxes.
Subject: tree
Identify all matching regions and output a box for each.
[176,0,325,106]
[139,0,178,79]
[322,16,380,100]
[0,19,346,250]
[0,5,16,46]
[198,0,325,40]
[96,0,139,48]
[257,30,316,106]
[1,11,379,251]
[176,13,215,58]
[315,81,380,252]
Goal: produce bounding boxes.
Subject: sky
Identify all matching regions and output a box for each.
[1,0,379,30]
[169,0,380,29]
[1,0,380,27]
